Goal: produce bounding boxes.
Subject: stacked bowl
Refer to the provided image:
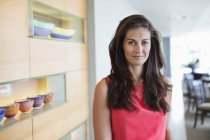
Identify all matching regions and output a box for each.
[51,27,75,40]
[33,20,55,37]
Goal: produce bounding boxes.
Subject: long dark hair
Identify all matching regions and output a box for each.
[108,14,172,113]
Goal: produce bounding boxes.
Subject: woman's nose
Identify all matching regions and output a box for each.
[135,43,142,52]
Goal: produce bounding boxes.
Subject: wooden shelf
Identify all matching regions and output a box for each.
[0,101,65,128]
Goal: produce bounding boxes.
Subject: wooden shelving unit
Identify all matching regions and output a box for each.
[0,0,89,139]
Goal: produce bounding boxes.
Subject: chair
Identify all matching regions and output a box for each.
[183,73,195,112]
[201,75,210,101]
[192,72,208,80]
[192,80,210,128]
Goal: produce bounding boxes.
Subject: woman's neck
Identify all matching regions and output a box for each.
[128,66,143,84]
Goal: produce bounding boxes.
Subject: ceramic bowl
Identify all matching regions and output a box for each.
[33,20,54,37]
[27,96,44,108]
[0,103,19,118]
[0,108,6,122]
[15,99,34,113]
[43,92,54,104]
[50,33,72,40]
[39,92,54,104]
[50,27,75,40]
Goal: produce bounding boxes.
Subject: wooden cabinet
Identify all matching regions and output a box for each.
[63,0,87,18]
[29,38,67,77]
[66,43,88,72]
[32,105,68,140]
[0,0,30,83]
[0,118,33,140]
[65,101,89,133]
[0,0,89,139]
[33,0,64,10]
[65,70,88,103]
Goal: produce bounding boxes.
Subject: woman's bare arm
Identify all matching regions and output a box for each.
[93,79,112,140]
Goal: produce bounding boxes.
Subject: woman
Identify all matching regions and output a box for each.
[93,14,172,140]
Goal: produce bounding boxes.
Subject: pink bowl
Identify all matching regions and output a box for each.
[15,99,34,113]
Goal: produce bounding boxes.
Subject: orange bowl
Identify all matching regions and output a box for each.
[15,99,34,113]
[39,92,54,104]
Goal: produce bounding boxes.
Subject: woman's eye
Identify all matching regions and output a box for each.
[142,41,149,46]
[128,41,136,45]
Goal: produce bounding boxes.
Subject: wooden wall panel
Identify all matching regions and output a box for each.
[0,0,30,83]
[65,70,89,131]
[29,38,68,77]
[32,104,68,140]
[63,0,87,18]
[65,70,88,103]
[0,118,33,140]
[34,0,64,10]
[86,120,90,140]
[65,100,89,131]
[66,43,88,72]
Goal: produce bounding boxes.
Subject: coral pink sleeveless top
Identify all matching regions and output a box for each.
[108,80,167,140]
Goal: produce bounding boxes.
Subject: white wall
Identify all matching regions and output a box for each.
[94,0,139,82]
[87,0,139,139]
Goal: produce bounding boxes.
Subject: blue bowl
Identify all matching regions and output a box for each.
[0,108,6,122]
[50,33,72,40]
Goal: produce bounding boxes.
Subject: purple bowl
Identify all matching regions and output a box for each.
[27,96,44,108]
[34,26,52,37]
[0,108,6,122]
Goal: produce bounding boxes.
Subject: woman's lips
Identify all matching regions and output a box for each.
[132,56,141,60]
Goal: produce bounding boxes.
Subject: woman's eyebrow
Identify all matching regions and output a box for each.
[142,38,150,41]
[125,38,136,41]
[125,38,150,41]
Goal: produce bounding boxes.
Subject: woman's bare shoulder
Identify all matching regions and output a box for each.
[95,79,108,94]
[94,79,109,104]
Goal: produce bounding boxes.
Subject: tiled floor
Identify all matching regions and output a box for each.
[185,111,210,140]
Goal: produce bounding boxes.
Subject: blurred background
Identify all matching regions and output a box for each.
[88,0,210,140]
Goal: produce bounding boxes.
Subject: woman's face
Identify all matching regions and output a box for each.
[123,27,151,67]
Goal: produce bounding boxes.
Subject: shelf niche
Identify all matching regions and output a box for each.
[0,74,66,126]
[29,0,84,43]
[0,74,66,106]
